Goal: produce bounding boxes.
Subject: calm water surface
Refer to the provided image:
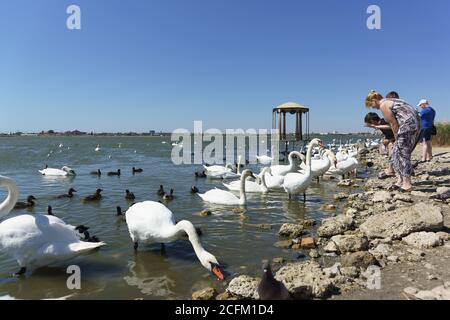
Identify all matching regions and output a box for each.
[0,136,368,299]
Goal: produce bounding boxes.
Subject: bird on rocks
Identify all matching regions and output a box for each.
[257,262,290,300]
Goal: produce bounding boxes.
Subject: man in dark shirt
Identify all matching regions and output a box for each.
[364,112,395,179]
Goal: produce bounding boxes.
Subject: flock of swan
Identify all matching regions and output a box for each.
[0,137,375,283]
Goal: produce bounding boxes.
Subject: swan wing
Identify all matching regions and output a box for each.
[125,201,176,243]
[0,214,103,268]
[197,189,240,205]
[39,168,67,176]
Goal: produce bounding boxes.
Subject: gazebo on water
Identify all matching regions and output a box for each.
[272,102,310,154]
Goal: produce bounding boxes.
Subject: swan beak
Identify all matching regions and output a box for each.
[250,174,257,179]
[211,263,225,280]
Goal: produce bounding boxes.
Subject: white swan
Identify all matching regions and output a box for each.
[269,151,302,176]
[95,144,101,152]
[125,201,224,280]
[223,167,271,193]
[39,166,76,176]
[326,156,359,179]
[0,175,105,275]
[256,155,273,165]
[282,139,322,201]
[299,149,337,179]
[197,169,255,205]
[205,156,242,179]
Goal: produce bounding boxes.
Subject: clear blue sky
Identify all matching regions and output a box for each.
[1,0,449,133]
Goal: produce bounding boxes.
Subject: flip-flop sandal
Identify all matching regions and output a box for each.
[399,187,412,193]
[378,171,395,180]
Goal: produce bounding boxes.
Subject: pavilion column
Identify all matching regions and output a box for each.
[282,112,286,140]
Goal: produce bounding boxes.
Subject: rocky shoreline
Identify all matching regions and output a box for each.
[192,146,450,300]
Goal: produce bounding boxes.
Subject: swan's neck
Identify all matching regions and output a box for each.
[239,174,247,205]
[260,170,268,192]
[0,176,19,218]
[305,144,314,173]
[174,220,205,259]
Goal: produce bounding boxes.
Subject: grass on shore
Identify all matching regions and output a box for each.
[433,122,450,146]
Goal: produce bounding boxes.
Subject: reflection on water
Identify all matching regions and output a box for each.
[0,136,368,299]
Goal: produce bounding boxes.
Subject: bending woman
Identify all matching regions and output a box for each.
[365,90,421,192]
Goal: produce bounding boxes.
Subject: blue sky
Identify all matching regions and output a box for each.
[0,0,449,133]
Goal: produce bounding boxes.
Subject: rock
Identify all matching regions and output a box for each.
[272,257,285,264]
[232,208,246,214]
[341,251,378,269]
[300,237,316,249]
[317,215,354,238]
[340,266,360,278]
[278,223,304,238]
[302,219,316,227]
[404,287,419,295]
[436,187,450,194]
[372,191,392,203]
[387,255,399,263]
[415,290,437,300]
[345,208,358,217]
[384,203,397,211]
[360,203,443,239]
[320,204,337,211]
[291,243,302,250]
[216,292,231,300]
[323,263,341,278]
[274,239,293,249]
[369,243,392,258]
[274,261,337,299]
[402,232,442,248]
[337,179,354,187]
[330,235,369,253]
[393,194,413,203]
[333,193,349,201]
[324,241,339,253]
[309,249,320,258]
[199,209,212,217]
[436,231,450,242]
[239,214,248,221]
[226,275,260,299]
[427,274,438,280]
[192,287,217,300]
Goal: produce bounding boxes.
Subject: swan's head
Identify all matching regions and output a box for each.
[241,169,256,180]
[199,250,224,281]
[309,138,323,147]
[288,151,303,164]
[225,163,234,170]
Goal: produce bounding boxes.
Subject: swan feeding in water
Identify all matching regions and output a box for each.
[0,175,106,276]
[197,169,256,205]
[223,167,271,194]
[282,138,322,201]
[125,201,224,280]
[39,166,76,176]
[95,144,101,152]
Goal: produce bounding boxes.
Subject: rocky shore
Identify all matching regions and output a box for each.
[192,146,450,300]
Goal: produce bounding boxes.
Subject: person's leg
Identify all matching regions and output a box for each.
[422,140,427,162]
[426,140,433,161]
[401,131,419,190]
[390,140,403,187]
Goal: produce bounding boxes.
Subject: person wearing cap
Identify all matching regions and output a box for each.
[365,90,421,192]
[417,99,436,162]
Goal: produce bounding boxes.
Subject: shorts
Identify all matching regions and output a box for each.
[420,128,433,142]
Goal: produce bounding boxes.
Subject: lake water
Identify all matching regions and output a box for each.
[0,135,369,299]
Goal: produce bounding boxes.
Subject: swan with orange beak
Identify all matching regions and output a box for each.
[125,200,224,280]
